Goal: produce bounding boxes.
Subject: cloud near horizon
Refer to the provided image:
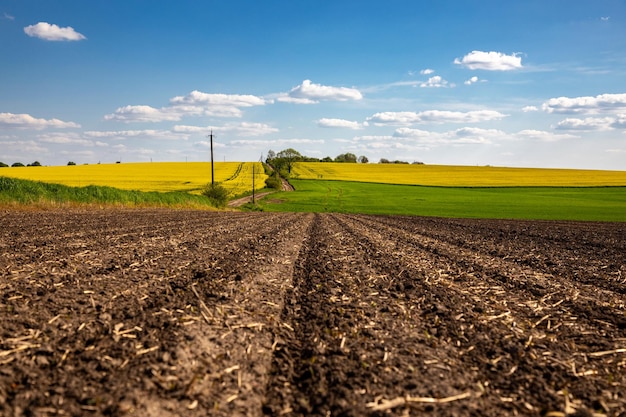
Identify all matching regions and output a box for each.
[317,118,365,129]
[366,110,507,126]
[542,93,626,114]
[24,22,86,41]
[105,91,268,122]
[454,51,523,71]
[0,112,81,129]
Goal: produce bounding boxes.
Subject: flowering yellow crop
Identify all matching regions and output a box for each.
[0,162,267,195]
[291,162,626,187]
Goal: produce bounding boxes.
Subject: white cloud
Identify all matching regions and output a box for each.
[37,133,92,145]
[393,127,501,145]
[420,75,450,88]
[24,22,86,41]
[542,93,626,114]
[367,110,507,126]
[106,90,268,122]
[0,112,80,129]
[454,51,523,71]
[2,12,15,20]
[464,76,479,85]
[317,118,364,129]
[169,90,266,117]
[0,140,48,154]
[278,80,363,104]
[104,105,182,123]
[556,117,619,131]
[84,129,189,141]
[522,106,539,112]
[420,69,435,75]
[516,130,578,142]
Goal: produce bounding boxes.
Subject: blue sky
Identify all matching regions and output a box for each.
[1,0,626,169]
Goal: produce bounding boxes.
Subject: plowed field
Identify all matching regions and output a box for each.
[1,210,625,416]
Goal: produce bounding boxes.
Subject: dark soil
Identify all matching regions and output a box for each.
[1,209,625,416]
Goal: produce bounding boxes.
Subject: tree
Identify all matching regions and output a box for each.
[321,156,333,162]
[358,155,369,164]
[266,150,276,163]
[67,161,77,166]
[28,161,42,167]
[334,153,357,163]
[379,158,390,164]
[275,148,302,174]
[0,162,8,168]
[11,162,25,167]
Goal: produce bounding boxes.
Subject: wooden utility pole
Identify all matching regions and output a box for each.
[252,164,255,204]
[208,131,214,185]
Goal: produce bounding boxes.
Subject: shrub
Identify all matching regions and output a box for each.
[201,182,229,207]
[67,161,77,166]
[265,174,282,190]
[0,162,8,168]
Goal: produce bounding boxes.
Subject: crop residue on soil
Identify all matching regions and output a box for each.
[1,209,625,416]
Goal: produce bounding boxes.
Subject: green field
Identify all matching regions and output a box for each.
[260,179,626,222]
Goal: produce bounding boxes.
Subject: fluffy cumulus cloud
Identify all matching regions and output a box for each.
[278,80,363,104]
[0,112,80,129]
[454,51,523,71]
[522,106,539,112]
[420,76,450,88]
[105,91,268,122]
[555,116,626,131]
[542,93,626,114]
[104,105,182,123]
[317,118,365,129]
[391,127,502,145]
[169,91,267,117]
[420,69,435,75]
[366,110,507,126]
[24,22,86,41]
[464,76,479,85]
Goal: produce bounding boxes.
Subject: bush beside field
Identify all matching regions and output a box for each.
[0,176,215,209]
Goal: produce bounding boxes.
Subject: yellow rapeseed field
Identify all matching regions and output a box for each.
[0,162,267,195]
[292,162,626,186]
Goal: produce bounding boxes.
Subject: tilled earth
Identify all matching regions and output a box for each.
[0,209,625,417]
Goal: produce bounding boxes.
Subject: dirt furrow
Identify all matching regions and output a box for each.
[2,210,625,416]
[0,210,312,416]
[337,213,626,415]
[361,215,626,294]
[265,213,491,416]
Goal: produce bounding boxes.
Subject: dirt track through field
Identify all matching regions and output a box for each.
[1,210,625,416]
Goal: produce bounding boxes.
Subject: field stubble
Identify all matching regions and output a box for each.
[0,210,625,416]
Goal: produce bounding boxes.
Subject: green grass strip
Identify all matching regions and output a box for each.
[0,176,214,208]
[260,179,626,222]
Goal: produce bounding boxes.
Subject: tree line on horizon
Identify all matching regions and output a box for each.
[265,148,423,175]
